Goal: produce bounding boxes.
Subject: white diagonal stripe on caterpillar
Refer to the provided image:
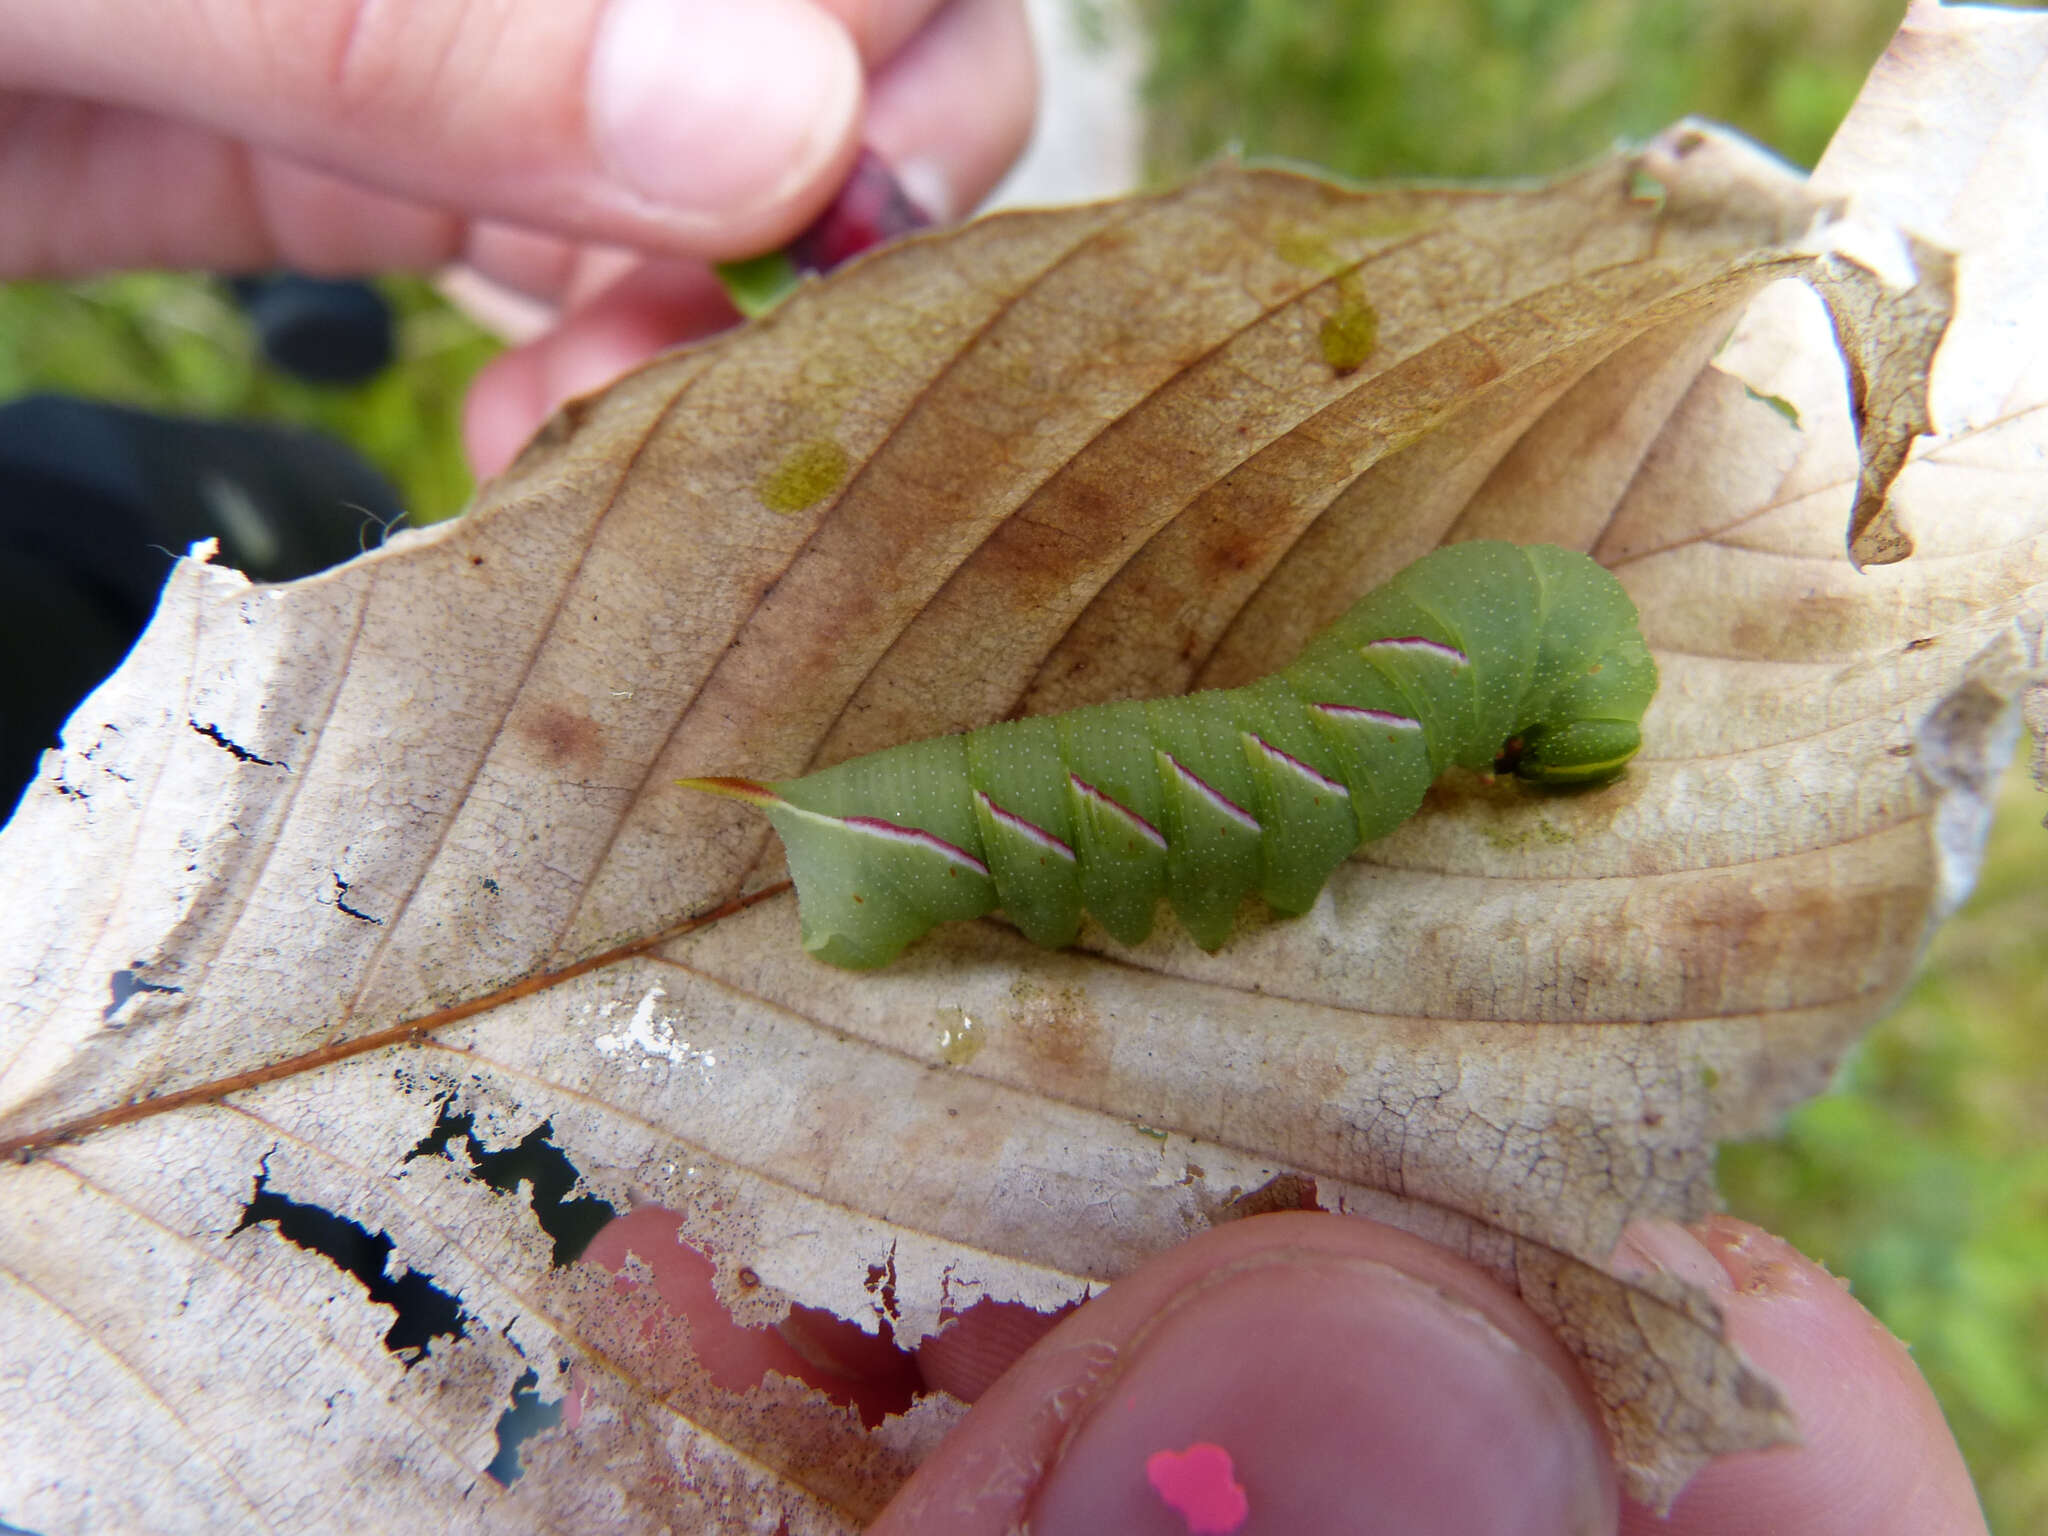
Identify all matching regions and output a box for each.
[1362,635,1470,666]
[1242,732,1350,796]
[1159,752,1263,833]
[975,790,1078,862]
[1068,774,1170,851]
[1313,703,1423,731]
[841,814,992,876]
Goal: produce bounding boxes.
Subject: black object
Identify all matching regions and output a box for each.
[1,394,404,815]
[227,274,395,385]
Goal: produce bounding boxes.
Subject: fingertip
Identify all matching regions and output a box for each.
[1615,1217,1987,1536]
[587,0,866,252]
[1025,1252,1614,1536]
[877,1213,1615,1536]
[463,260,739,480]
[866,0,1038,222]
[463,346,548,482]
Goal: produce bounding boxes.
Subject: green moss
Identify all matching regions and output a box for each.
[1275,230,1341,271]
[1627,169,1670,212]
[1744,384,1803,427]
[1480,817,1573,851]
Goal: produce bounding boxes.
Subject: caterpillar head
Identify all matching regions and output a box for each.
[1500,621,1658,784]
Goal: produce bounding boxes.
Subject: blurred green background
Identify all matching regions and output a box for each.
[1138,0,1910,183]
[0,273,494,529]
[1,0,2041,1527]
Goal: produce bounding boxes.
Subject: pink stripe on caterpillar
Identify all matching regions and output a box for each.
[1242,733,1349,797]
[975,790,1077,862]
[1069,775,1170,852]
[1364,635,1469,666]
[842,815,991,876]
[1314,703,1422,731]
[1160,753,1262,833]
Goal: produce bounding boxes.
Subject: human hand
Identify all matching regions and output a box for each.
[873,1211,1987,1535]
[0,0,1036,474]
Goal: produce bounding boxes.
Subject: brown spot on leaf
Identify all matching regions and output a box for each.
[1008,982,1106,1079]
[520,704,602,773]
[1200,523,1269,580]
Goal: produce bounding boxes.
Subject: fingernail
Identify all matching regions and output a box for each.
[891,156,956,225]
[589,0,861,226]
[1691,1215,1825,1297]
[1028,1255,1613,1536]
[1611,1218,1735,1293]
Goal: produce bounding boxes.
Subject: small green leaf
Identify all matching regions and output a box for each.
[716,252,804,319]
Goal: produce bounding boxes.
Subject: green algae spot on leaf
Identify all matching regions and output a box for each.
[757,437,851,515]
[1319,274,1378,374]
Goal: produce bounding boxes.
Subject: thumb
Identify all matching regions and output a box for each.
[877,1213,1617,1536]
[0,0,863,258]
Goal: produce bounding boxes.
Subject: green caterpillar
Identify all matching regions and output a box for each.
[684,542,1656,969]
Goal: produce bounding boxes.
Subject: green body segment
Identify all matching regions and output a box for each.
[732,542,1657,968]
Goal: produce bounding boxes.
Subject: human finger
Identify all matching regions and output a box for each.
[1613,1216,1986,1536]
[462,258,738,478]
[440,0,1033,313]
[813,0,964,67]
[864,0,1037,223]
[442,227,645,339]
[576,1206,924,1429]
[872,1211,1618,1536]
[461,0,1038,479]
[0,102,471,276]
[0,0,866,271]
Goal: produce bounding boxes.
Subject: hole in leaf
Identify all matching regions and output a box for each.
[485,1366,565,1486]
[231,1159,468,1365]
[104,966,181,1020]
[916,1296,1077,1404]
[582,1206,924,1428]
[403,1097,616,1265]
